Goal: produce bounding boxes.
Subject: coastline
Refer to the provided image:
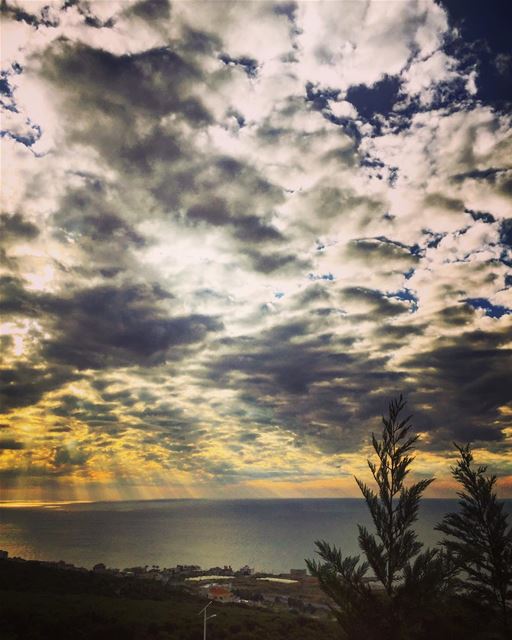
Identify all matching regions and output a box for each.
[1,552,333,619]
[0,556,340,639]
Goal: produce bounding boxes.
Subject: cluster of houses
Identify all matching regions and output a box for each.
[191,567,314,606]
[90,560,318,611]
[2,551,330,617]
[90,561,256,584]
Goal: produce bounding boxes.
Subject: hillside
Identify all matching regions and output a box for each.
[0,559,339,640]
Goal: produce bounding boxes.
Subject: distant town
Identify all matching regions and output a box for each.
[0,548,336,617]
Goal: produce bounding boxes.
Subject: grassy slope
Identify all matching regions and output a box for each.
[0,560,339,640]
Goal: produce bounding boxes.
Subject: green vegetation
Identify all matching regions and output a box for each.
[307,396,512,640]
[0,559,338,640]
[436,444,512,637]
[306,395,448,640]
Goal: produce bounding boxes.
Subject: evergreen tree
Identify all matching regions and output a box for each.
[436,444,512,638]
[306,396,448,640]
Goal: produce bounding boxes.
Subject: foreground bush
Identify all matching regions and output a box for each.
[437,444,512,639]
[306,396,449,640]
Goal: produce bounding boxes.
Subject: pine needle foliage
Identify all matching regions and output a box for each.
[435,444,512,637]
[306,395,448,640]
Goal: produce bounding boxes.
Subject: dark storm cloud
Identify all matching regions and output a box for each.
[346,238,420,266]
[126,0,171,22]
[39,283,223,370]
[48,426,73,433]
[209,321,350,395]
[404,326,512,446]
[51,395,117,424]
[116,125,185,175]
[53,187,145,247]
[1,278,223,372]
[245,249,310,274]
[180,155,286,231]
[341,286,410,317]
[53,445,89,467]
[0,274,49,316]
[0,364,78,413]
[238,431,260,443]
[296,282,333,306]
[187,198,231,226]
[424,193,464,212]
[0,213,40,240]
[40,41,209,122]
[232,215,284,243]
[436,303,475,327]
[117,399,218,467]
[203,317,407,453]
[37,39,211,179]
[0,466,68,482]
[186,198,284,243]
[0,438,25,450]
[203,294,511,454]
[373,322,427,342]
[100,389,137,406]
[273,1,297,21]
[451,167,510,184]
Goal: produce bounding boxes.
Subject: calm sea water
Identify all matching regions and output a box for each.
[1,499,510,574]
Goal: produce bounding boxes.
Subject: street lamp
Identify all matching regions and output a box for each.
[198,601,217,640]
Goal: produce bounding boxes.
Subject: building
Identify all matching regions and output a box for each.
[146,569,166,581]
[0,550,8,560]
[175,564,201,574]
[237,565,254,576]
[92,563,107,573]
[206,565,233,576]
[208,584,236,603]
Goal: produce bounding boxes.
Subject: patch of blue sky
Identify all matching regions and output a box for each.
[219,53,258,78]
[304,82,361,142]
[403,268,415,280]
[465,208,496,224]
[0,76,13,97]
[464,298,512,319]
[386,288,419,312]
[1,119,42,148]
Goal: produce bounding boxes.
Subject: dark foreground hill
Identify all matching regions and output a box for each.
[0,559,338,640]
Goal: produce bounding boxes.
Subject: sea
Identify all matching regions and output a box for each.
[1,499,510,574]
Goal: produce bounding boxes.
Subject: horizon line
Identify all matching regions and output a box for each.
[4,495,509,509]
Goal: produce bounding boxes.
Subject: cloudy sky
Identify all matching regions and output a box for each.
[1,0,511,503]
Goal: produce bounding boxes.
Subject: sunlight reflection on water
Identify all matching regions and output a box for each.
[1,499,510,574]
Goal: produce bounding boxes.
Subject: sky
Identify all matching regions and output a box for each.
[1,0,511,504]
